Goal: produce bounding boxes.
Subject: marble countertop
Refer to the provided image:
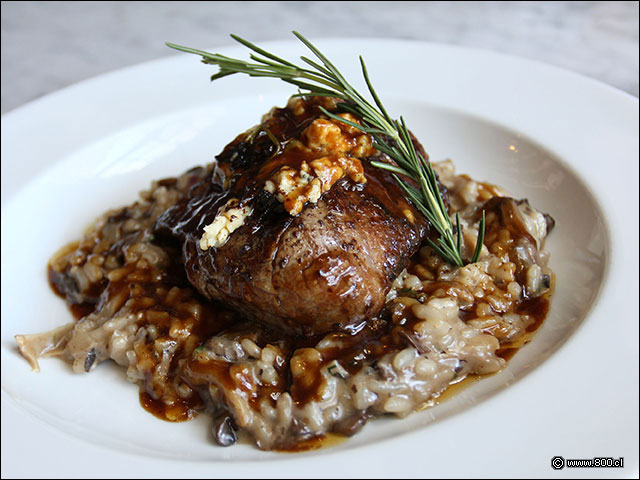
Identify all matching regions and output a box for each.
[1,1,638,114]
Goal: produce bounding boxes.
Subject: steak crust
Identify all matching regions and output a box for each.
[155,97,434,335]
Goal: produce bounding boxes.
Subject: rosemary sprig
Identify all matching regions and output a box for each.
[166,32,485,266]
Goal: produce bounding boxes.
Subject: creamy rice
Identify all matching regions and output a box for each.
[16,158,554,451]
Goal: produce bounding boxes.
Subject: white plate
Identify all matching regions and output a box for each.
[1,38,638,478]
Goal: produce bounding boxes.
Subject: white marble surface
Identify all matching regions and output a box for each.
[1,1,638,114]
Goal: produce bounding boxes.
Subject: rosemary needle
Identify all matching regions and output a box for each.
[166,32,485,266]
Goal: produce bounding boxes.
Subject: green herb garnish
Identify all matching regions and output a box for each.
[327,360,348,379]
[398,288,418,299]
[166,32,485,266]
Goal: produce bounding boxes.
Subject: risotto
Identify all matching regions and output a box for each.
[16,149,554,450]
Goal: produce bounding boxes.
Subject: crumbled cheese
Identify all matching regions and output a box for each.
[287,97,307,116]
[263,115,373,216]
[287,96,339,117]
[304,118,351,153]
[306,178,322,203]
[267,162,326,215]
[264,180,276,194]
[199,198,253,250]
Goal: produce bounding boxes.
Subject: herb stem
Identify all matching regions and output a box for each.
[166,33,485,266]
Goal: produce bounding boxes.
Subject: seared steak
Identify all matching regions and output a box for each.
[155,96,432,335]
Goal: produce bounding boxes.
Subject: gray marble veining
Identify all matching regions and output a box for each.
[1,1,638,114]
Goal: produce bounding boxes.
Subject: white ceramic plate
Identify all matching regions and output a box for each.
[1,38,638,479]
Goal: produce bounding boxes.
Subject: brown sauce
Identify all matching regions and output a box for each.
[186,357,236,392]
[417,374,486,411]
[496,346,520,362]
[518,295,550,332]
[497,287,553,361]
[276,433,348,453]
[139,390,201,422]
